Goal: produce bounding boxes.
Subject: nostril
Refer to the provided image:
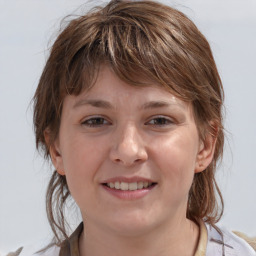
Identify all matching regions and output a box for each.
[109,138,148,166]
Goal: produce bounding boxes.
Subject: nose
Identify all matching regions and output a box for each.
[109,124,148,166]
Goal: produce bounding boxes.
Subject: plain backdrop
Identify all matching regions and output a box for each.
[0,0,256,254]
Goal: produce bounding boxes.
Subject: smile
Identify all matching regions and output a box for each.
[104,181,154,191]
[101,177,157,200]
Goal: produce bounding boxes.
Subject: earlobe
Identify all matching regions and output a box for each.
[195,131,217,173]
[49,144,65,175]
[44,129,65,176]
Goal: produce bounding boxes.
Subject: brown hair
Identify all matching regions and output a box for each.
[33,0,224,244]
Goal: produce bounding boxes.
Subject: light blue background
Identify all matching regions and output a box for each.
[0,0,256,254]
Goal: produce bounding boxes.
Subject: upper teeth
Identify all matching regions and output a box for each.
[106,181,152,191]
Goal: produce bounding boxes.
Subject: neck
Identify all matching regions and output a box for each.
[79,217,199,256]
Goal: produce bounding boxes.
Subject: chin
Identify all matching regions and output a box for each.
[103,211,159,237]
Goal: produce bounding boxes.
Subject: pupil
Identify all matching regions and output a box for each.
[155,118,165,124]
[94,118,103,124]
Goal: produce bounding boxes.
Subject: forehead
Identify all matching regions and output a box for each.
[63,65,192,114]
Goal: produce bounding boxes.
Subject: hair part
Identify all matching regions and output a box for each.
[33,0,224,244]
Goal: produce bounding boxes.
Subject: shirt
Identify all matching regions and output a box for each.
[15,221,256,256]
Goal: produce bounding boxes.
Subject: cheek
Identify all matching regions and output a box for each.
[61,133,106,169]
[151,131,199,185]
[59,134,108,197]
[60,140,106,209]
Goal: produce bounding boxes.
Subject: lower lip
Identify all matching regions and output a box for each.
[101,184,156,200]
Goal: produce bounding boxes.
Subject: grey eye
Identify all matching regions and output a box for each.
[147,117,172,126]
[82,117,108,127]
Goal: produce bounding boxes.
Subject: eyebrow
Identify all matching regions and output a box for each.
[140,100,186,110]
[73,99,185,110]
[73,99,112,109]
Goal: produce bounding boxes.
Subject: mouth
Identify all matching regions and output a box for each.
[102,181,157,191]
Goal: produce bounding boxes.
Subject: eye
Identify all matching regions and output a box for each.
[81,117,110,127]
[146,116,174,126]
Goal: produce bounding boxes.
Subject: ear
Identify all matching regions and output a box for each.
[44,129,65,176]
[195,127,217,173]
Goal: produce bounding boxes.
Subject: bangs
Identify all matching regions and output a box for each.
[58,1,211,102]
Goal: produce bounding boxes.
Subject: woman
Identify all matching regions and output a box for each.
[16,0,256,255]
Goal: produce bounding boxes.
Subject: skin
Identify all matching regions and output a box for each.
[48,66,216,256]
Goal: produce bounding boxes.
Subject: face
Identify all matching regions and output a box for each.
[49,66,215,236]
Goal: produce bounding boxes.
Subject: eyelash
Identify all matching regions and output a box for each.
[81,117,110,127]
[81,116,173,128]
[146,116,174,126]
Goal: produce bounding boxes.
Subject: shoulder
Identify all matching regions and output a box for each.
[233,230,256,251]
[12,245,60,256]
[205,223,256,256]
